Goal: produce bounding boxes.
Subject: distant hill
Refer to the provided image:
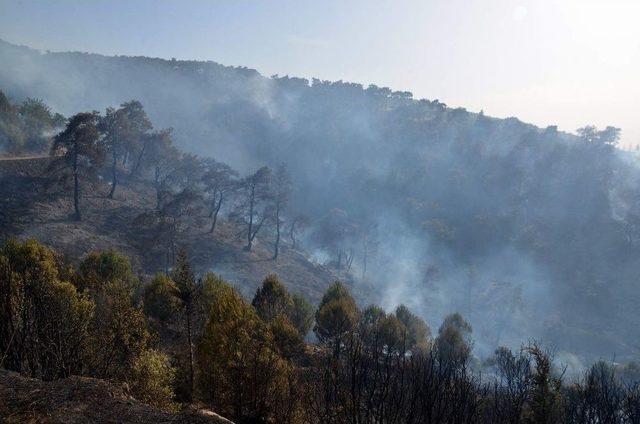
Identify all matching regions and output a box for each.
[2,39,640,362]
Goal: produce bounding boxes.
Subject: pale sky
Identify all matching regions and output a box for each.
[1,0,639,146]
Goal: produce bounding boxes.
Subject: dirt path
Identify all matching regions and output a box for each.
[0,155,52,161]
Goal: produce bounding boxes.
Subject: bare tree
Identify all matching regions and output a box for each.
[201,158,238,234]
[288,214,309,250]
[239,166,272,251]
[313,209,359,271]
[485,346,533,423]
[133,188,201,272]
[100,107,125,198]
[272,163,291,259]
[142,129,180,210]
[171,249,197,401]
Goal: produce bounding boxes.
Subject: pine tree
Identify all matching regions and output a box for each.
[49,112,104,220]
[314,281,359,357]
[251,274,292,322]
[171,249,197,400]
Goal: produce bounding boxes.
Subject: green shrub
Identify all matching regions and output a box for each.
[131,349,176,410]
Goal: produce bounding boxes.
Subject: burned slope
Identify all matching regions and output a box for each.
[0,369,233,424]
[4,40,640,360]
[0,163,345,304]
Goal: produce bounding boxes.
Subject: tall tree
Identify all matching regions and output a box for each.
[133,160,201,271]
[239,166,272,251]
[251,274,293,322]
[201,158,238,234]
[119,100,153,169]
[0,238,94,380]
[288,214,309,250]
[197,276,294,422]
[142,273,180,324]
[49,112,104,220]
[100,107,126,198]
[272,163,292,259]
[313,209,359,271]
[171,249,197,401]
[136,188,201,271]
[160,189,201,265]
[289,293,314,338]
[314,281,359,357]
[143,129,179,210]
[435,312,473,365]
[18,98,65,153]
[394,304,430,351]
[100,101,152,198]
[76,251,150,382]
[120,100,152,174]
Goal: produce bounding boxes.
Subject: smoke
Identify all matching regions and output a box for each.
[365,211,558,358]
[2,39,639,363]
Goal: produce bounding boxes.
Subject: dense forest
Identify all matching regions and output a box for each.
[3,237,640,423]
[2,37,640,422]
[3,38,640,359]
[4,38,638,363]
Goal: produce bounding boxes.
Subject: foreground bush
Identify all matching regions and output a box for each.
[0,238,94,380]
[197,277,301,422]
[5,242,640,423]
[130,349,176,410]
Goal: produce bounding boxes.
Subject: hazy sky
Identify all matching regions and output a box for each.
[1,0,639,146]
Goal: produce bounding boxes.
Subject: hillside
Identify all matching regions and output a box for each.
[0,369,232,423]
[0,157,349,304]
[2,38,640,362]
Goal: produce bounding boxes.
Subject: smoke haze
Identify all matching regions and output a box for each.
[2,39,639,364]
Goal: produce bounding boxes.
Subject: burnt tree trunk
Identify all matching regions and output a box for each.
[185,301,195,400]
[246,185,255,251]
[107,150,117,199]
[73,146,81,221]
[273,202,281,260]
[130,139,148,177]
[209,191,223,234]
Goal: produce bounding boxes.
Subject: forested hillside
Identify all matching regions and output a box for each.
[0,93,346,306]
[2,38,640,364]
